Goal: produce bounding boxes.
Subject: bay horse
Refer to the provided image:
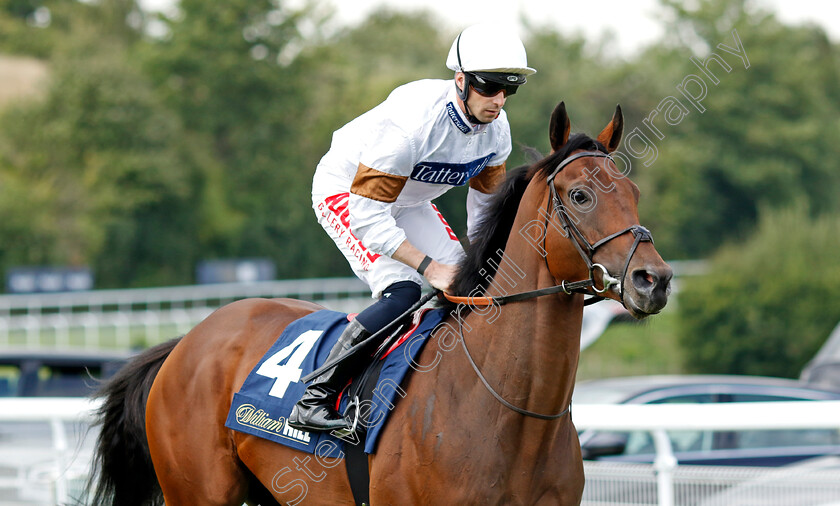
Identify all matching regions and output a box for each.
[86,102,671,505]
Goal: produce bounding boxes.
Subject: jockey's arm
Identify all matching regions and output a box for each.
[466,163,507,242]
[392,240,457,293]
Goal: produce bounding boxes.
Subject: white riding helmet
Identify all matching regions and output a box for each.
[446,23,537,79]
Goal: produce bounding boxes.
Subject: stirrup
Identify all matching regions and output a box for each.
[331,396,362,438]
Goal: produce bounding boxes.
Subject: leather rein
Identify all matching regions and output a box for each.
[442,151,654,420]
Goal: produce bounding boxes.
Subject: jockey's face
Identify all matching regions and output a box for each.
[456,72,506,124]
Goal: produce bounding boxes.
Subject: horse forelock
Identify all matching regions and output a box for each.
[442,134,606,308]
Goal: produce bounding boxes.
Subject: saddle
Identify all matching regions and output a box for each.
[225,306,447,503]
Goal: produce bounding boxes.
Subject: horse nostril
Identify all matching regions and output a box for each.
[631,269,656,292]
[632,266,673,295]
[629,266,673,312]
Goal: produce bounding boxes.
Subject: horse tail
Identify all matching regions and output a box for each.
[85,337,181,506]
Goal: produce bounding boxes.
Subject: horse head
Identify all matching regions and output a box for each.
[541,102,672,318]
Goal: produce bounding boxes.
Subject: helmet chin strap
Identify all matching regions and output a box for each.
[465,102,490,125]
[454,33,491,126]
[455,79,490,125]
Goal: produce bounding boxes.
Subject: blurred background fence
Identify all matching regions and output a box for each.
[576,402,840,506]
[0,261,706,351]
[0,277,370,350]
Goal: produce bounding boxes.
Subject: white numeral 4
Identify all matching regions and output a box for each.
[256,330,322,398]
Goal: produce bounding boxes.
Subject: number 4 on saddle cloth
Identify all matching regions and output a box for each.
[225,307,447,456]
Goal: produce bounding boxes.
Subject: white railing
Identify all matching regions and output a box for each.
[1,399,839,505]
[0,277,371,349]
[575,402,840,506]
[0,262,707,351]
[0,398,99,505]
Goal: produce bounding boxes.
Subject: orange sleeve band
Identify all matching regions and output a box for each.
[468,163,506,194]
[350,164,409,203]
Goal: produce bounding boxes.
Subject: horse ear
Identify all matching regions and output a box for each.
[596,104,624,153]
[549,101,571,153]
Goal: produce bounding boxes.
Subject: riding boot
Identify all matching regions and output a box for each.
[288,319,370,432]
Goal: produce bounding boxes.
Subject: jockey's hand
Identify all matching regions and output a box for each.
[423,260,458,293]
[390,240,457,292]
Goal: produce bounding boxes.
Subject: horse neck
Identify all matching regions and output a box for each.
[460,183,586,419]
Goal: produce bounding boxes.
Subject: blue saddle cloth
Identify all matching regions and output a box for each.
[225,308,446,455]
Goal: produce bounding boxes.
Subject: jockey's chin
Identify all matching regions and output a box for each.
[467,93,505,123]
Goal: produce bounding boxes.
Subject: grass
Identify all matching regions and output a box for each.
[1,324,185,351]
[3,305,687,381]
[576,306,685,381]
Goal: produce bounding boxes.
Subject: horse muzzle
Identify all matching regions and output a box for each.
[622,263,673,318]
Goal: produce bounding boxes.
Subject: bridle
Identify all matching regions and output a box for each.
[443,150,654,308]
[543,151,653,306]
[443,150,655,420]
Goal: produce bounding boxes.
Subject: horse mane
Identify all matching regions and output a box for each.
[442,133,606,309]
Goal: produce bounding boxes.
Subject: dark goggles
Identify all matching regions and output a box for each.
[467,72,524,97]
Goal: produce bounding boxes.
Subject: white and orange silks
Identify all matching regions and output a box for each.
[312,79,510,297]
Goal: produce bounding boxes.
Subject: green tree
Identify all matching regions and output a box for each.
[633,0,840,259]
[137,0,341,278]
[677,206,840,378]
[4,0,840,292]
[0,0,59,57]
[504,23,622,161]
[0,0,145,58]
[0,26,230,287]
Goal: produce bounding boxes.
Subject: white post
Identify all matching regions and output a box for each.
[651,429,677,506]
[144,310,159,344]
[82,312,100,349]
[114,313,131,348]
[50,418,69,504]
[54,314,70,348]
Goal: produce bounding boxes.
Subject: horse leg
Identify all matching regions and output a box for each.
[236,435,358,506]
[146,298,331,505]
[146,347,250,505]
[145,298,359,505]
[151,439,248,506]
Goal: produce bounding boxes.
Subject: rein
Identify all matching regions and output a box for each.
[441,150,654,420]
[453,303,571,420]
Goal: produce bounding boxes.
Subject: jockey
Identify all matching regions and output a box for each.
[289,23,536,433]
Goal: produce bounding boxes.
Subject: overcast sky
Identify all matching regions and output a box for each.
[138,0,840,56]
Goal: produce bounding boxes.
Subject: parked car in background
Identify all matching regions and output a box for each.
[0,348,131,397]
[801,320,840,392]
[575,375,840,466]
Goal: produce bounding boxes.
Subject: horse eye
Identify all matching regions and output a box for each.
[569,189,589,205]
